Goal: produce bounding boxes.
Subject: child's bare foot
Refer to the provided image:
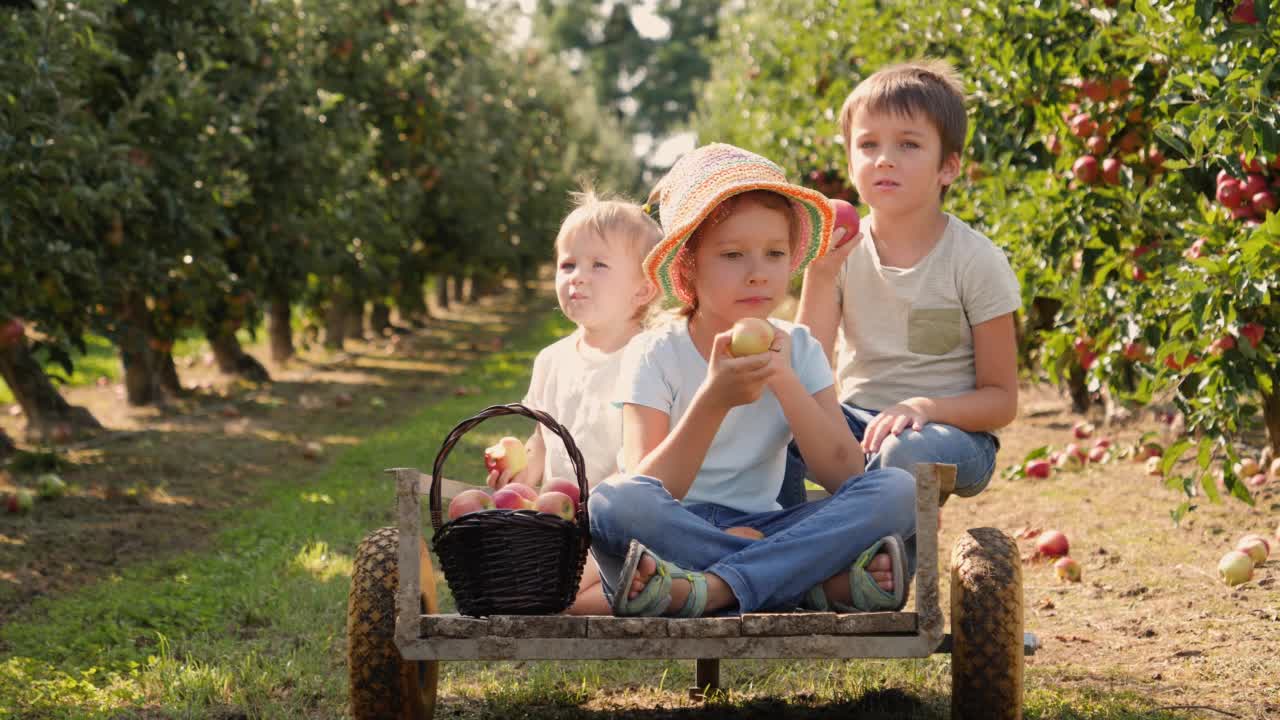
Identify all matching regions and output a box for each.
[819,550,897,606]
[624,550,735,614]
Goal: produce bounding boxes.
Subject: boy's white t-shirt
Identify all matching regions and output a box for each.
[834,213,1021,411]
[523,329,627,488]
[617,319,833,514]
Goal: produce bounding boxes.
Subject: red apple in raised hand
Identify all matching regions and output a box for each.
[493,486,534,510]
[1037,530,1070,558]
[447,488,494,520]
[484,436,528,476]
[541,477,581,506]
[1054,556,1082,582]
[1218,550,1253,586]
[1024,459,1052,479]
[729,317,775,357]
[828,198,860,247]
[533,490,575,521]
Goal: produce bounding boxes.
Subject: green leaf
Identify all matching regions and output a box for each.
[1161,439,1192,477]
[1169,501,1193,526]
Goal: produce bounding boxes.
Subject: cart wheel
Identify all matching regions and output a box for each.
[950,527,1023,720]
[348,526,440,720]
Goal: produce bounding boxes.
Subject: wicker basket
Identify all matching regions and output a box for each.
[428,403,591,617]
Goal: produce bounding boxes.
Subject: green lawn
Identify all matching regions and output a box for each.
[0,310,1198,719]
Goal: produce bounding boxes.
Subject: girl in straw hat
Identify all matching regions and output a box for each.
[588,144,917,617]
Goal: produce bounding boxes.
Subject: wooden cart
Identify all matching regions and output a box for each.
[347,463,1034,719]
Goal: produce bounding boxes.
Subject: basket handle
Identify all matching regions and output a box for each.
[428,403,590,533]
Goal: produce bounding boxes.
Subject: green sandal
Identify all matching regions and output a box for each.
[802,534,908,612]
[612,540,708,618]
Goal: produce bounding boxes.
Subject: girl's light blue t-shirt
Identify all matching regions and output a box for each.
[616,318,833,514]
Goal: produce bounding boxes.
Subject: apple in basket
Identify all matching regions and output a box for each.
[534,490,575,521]
[484,436,528,476]
[447,488,494,520]
[541,477,581,506]
[493,484,535,510]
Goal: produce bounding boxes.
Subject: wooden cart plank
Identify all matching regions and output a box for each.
[489,615,588,638]
[741,612,836,636]
[421,615,490,638]
[667,617,742,638]
[588,616,670,638]
[834,612,916,634]
[397,633,933,661]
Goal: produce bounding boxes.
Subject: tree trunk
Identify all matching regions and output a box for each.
[1263,386,1280,456]
[324,301,347,350]
[120,291,163,406]
[397,267,430,327]
[0,338,101,441]
[345,297,365,340]
[267,292,294,365]
[370,302,392,336]
[205,323,271,383]
[434,274,450,311]
[1067,364,1090,414]
[450,274,466,303]
[472,272,502,299]
[155,351,187,397]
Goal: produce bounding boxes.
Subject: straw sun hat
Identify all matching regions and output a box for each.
[643,143,835,305]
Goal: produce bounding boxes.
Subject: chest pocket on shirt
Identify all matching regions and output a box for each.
[908,306,965,356]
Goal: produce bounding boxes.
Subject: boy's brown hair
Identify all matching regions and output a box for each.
[839,59,968,171]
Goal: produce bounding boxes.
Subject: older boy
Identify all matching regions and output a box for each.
[779,59,1021,508]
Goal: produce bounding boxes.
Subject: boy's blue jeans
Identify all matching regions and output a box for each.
[588,467,917,614]
[777,403,999,509]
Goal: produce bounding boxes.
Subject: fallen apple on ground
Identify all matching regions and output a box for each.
[1218,550,1253,586]
[540,477,580,506]
[36,473,66,500]
[1024,459,1052,479]
[1054,556,1082,582]
[1145,456,1163,476]
[484,436,528,476]
[1073,421,1095,440]
[1037,530,1070,558]
[447,488,494,520]
[1235,535,1270,564]
[533,490,575,521]
[729,317,775,357]
[5,489,34,514]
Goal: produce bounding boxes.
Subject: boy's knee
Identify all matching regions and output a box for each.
[856,467,917,510]
[587,475,661,536]
[876,428,941,470]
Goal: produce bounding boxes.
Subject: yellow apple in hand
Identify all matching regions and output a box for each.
[729,318,774,357]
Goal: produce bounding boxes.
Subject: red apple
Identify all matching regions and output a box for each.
[1037,530,1070,558]
[1252,190,1276,215]
[1101,157,1122,185]
[1241,174,1268,197]
[1145,146,1166,172]
[1073,155,1099,184]
[1045,134,1062,155]
[1230,0,1257,24]
[1123,341,1149,361]
[1093,437,1113,450]
[1240,152,1265,173]
[1232,205,1257,221]
[1086,135,1108,156]
[1073,421,1095,440]
[729,317,775,357]
[829,198,860,246]
[505,482,540,505]
[1065,442,1088,464]
[1080,79,1109,103]
[1109,76,1131,98]
[1145,455,1163,476]
[1054,449,1083,472]
[1078,349,1098,371]
[1216,180,1242,208]
[540,477,581,506]
[1207,335,1236,356]
[1134,441,1164,462]
[484,436,528,476]
[1025,459,1052,479]
[1218,550,1253,586]
[533,490,575,521]
[1240,322,1265,349]
[1131,267,1147,282]
[493,485,534,510]
[1087,445,1110,464]
[1054,556,1082,582]
[0,318,23,348]
[1246,472,1267,488]
[1236,534,1270,564]
[5,488,34,514]
[1069,113,1097,138]
[447,488,494,520]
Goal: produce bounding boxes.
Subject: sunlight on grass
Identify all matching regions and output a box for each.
[292,542,353,584]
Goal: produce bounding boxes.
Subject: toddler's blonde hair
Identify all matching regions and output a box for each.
[555,186,663,324]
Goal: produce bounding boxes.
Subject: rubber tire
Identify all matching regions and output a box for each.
[347,526,440,720]
[950,527,1024,720]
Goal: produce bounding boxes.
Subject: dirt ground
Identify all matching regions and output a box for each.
[0,289,551,625]
[942,384,1279,719]
[2,295,1277,718]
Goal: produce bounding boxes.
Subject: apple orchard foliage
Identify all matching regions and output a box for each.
[697,1,1279,515]
[0,1,635,382]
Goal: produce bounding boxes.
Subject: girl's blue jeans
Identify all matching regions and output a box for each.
[777,403,1000,509]
[588,467,917,614]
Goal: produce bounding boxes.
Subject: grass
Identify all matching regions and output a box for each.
[0,310,1207,719]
